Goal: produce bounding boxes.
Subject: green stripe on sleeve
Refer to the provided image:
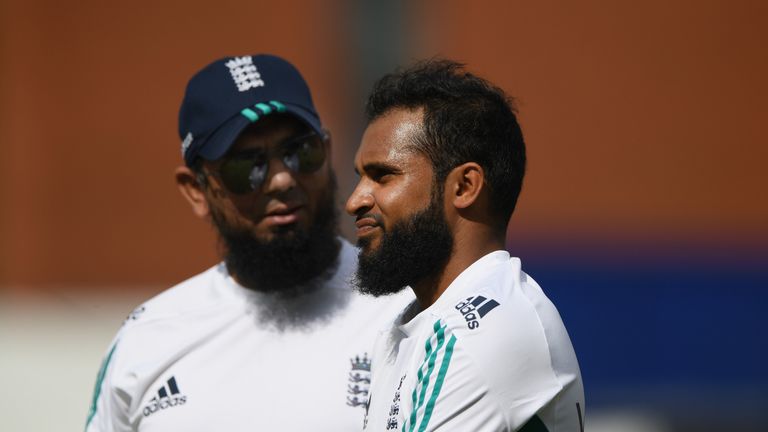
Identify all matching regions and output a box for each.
[417,333,457,432]
[407,320,447,432]
[85,343,118,428]
[408,337,433,431]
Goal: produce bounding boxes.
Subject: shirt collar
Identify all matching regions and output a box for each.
[397,250,512,336]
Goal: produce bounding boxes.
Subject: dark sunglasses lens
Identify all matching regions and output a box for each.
[294,136,326,173]
[219,158,261,194]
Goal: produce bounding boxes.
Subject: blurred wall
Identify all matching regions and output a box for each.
[2,0,765,292]
[412,0,768,254]
[0,0,359,290]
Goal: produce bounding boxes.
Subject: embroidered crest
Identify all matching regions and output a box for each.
[347,353,372,408]
[225,56,264,92]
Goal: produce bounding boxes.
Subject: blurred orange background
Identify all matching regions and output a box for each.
[2,0,766,291]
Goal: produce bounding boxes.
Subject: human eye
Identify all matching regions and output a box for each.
[219,155,266,194]
[283,133,318,153]
[283,133,325,173]
[368,166,397,183]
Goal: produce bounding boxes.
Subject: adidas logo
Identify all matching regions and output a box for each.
[454,295,500,329]
[142,376,187,417]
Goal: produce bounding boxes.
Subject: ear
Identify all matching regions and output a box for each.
[175,165,210,219]
[446,162,485,210]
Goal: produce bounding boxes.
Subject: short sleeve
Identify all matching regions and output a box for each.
[84,339,132,432]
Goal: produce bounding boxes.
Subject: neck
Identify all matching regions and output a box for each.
[411,227,505,309]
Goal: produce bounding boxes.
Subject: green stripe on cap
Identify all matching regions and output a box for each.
[269,101,287,112]
[241,108,259,122]
[255,103,272,114]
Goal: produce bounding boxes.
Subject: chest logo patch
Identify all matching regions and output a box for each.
[454,295,500,329]
[347,353,372,408]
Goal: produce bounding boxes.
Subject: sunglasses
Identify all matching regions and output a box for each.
[211,131,328,194]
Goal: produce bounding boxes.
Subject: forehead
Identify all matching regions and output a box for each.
[356,108,426,166]
[230,114,309,153]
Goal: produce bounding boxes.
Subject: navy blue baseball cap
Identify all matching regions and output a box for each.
[178,54,323,166]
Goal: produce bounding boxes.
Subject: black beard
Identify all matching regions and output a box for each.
[354,196,453,297]
[210,178,340,295]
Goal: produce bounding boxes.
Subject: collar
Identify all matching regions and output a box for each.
[397,250,513,336]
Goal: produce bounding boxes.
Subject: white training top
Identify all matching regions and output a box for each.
[363,251,584,432]
[85,239,413,432]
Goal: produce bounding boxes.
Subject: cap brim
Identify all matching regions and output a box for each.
[194,103,323,163]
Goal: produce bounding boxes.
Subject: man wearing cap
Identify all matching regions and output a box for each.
[85,54,411,432]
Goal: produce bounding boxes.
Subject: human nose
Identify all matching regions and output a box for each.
[261,157,297,194]
[345,179,374,216]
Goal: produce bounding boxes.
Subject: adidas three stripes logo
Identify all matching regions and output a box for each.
[142,376,187,417]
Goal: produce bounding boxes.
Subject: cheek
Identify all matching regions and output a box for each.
[299,174,334,210]
[378,181,430,222]
[212,194,267,229]
[304,177,329,197]
[229,193,263,213]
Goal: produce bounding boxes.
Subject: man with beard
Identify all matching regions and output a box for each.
[85,54,411,432]
[346,60,585,431]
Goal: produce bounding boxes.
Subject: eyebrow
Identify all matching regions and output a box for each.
[356,161,402,176]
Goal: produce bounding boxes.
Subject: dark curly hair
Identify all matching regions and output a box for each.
[365,59,526,224]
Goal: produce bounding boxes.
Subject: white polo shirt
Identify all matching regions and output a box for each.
[363,251,584,432]
[85,239,413,432]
